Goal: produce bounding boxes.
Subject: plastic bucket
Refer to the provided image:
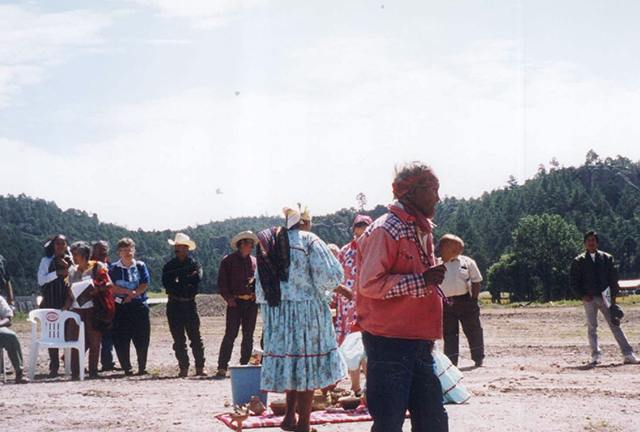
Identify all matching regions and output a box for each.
[229,365,268,407]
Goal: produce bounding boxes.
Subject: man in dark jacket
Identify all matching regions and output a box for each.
[162,233,207,377]
[569,230,638,365]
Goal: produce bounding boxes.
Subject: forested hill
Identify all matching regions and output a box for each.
[0,194,387,296]
[432,152,640,301]
[2,151,639,301]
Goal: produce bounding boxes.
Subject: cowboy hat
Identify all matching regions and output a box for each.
[168,233,197,251]
[230,231,259,250]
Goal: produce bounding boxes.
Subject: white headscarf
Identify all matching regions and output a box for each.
[283,203,311,229]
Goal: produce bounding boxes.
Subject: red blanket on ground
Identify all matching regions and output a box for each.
[216,407,410,430]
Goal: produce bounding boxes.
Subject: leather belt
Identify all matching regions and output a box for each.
[169,295,196,302]
[234,294,254,300]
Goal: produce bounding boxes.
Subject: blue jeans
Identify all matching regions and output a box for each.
[362,332,448,432]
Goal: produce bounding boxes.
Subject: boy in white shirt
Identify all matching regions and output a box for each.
[438,234,484,367]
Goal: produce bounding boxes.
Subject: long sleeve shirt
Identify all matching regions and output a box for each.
[355,204,443,341]
[255,229,344,304]
[162,257,203,299]
[38,257,58,286]
[217,252,256,301]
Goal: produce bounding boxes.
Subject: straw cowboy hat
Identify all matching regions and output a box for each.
[230,230,259,250]
[168,233,197,251]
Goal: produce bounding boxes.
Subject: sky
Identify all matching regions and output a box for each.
[1,0,640,230]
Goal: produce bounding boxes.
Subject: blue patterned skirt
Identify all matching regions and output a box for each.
[260,293,346,392]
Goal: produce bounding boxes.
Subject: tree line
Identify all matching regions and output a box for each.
[2,151,639,302]
[433,151,640,302]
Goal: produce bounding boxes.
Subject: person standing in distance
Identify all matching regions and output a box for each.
[438,234,484,367]
[569,230,638,365]
[162,233,207,377]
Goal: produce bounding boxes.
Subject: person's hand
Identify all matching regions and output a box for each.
[334,285,353,301]
[7,298,15,307]
[124,291,136,304]
[227,298,237,307]
[55,258,70,269]
[423,264,447,286]
[582,295,593,302]
[56,268,69,277]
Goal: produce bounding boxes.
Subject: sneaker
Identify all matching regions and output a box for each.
[215,368,227,378]
[195,367,208,376]
[137,370,148,376]
[124,369,134,377]
[623,353,639,364]
[591,353,601,365]
[178,368,189,378]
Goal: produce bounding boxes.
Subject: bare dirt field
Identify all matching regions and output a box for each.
[2,296,640,432]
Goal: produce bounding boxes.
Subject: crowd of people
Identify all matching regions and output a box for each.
[1,160,638,432]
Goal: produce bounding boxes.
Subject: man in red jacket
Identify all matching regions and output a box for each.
[356,161,448,432]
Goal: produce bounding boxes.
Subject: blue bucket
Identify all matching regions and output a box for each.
[229,365,268,407]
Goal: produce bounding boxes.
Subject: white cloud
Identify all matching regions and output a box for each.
[0,4,112,106]
[143,38,193,45]
[128,0,267,28]
[3,27,640,230]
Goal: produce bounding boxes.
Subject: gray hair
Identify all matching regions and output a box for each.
[393,161,432,185]
[70,241,92,261]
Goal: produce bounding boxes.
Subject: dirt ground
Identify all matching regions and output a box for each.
[2,297,640,432]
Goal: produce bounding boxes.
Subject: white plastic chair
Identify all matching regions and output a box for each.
[28,309,85,381]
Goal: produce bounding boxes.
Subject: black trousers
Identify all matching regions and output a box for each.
[443,294,484,365]
[112,302,150,373]
[217,299,258,370]
[166,300,205,369]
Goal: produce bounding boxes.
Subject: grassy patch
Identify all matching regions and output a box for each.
[147,290,167,299]
[11,310,28,322]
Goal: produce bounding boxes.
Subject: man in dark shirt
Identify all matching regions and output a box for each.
[215,231,259,378]
[162,233,207,377]
[569,230,638,365]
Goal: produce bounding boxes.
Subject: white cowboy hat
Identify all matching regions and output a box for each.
[230,231,259,250]
[168,233,197,251]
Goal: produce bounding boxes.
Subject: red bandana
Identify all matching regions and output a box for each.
[392,169,439,199]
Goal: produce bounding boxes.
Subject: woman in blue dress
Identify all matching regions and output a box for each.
[256,204,346,432]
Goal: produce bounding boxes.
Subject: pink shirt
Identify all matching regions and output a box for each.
[355,204,443,340]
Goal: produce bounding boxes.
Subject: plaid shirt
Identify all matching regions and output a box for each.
[367,209,434,299]
[355,203,442,340]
